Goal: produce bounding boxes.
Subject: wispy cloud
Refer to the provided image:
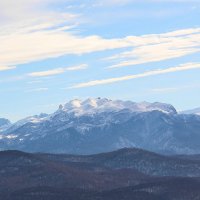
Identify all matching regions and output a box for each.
[150,83,200,93]
[1,26,199,70]
[28,68,67,77]
[0,75,25,83]
[28,64,88,77]
[26,88,49,92]
[0,0,199,71]
[151,87,179,93]
[70,62,200,88]
[0,66,16,71]
[0,22,131,68]
[106,28,200,68]
[93,0,199,7]
[27,80,43,84]
[65,64,88,71]
[0,0,199,74]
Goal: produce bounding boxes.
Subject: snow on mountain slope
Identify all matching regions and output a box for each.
[0,118,11,133]
[181,107,200,115]
[12,113,48,127]
[5,113,49,135]
[0,118,11,127]
[1,98,200,155]
[60,98,177,115]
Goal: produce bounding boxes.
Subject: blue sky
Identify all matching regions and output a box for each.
[0,0,200,121]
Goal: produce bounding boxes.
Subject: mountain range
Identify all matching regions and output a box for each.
[0,98,200,154]
[1,148,200,200]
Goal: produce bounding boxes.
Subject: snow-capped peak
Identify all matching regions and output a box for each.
[9,113,49,130]
[64,99,82,110]
[58,98,177,115]
[4,98,177,133]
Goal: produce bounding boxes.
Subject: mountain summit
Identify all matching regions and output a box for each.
[59,98,177,115]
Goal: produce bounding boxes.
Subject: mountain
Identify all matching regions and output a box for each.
[39,147,200,177]
[6,178,200,200]
[0,118,11,136]
[58,98,177,115]
[1,148,200,200]
[1,98,200,154]
[87,178,200,200]
[0,149,148,194]
[0,118,11,128]
[181,107,200,115]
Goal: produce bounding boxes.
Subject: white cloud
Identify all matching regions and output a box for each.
[28,68,66,77]
[26,88,49,92]
[0,0,199,71]
[1,26,199,70]
[93,0,199,7]
[0,16,130,68]
[151,84,200,93]
[107,28,200,68]
[0,66,16,71]
[66,64,88,71]
[0,0,66,21]
[70,62,200,88]
[28,64,88,77]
